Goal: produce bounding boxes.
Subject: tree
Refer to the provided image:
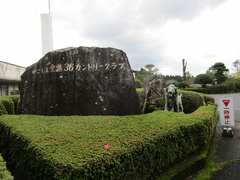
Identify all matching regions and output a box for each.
[212,62,229,84]
[194,74,213,88]
[206,66,214,76]
[185,71,194,85]
[233,59,240,72]
[145,64,159,74]
[135,65,161,87]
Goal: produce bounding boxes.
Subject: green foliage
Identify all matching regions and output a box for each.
[212,62,229,84]
[144,97,165,113]
[163,75,182,84]
[137,88,205,114]
[226,73,240,91]
[135,78,143,88]
[145,64,158,74]
[8,95,20,114]
[198,93,215,105]
[180,91,205,114]
[0,155,13,180]
[0,106,217,179]
[185,83,237,94]
[184,87,207,94]
[233,59,240,72]
[176,81,189,88]
[0,95,20,115]
[194,74,213,88]
[135,67,162,86]
[136,88,143,94]
[0,102,7,115]
[0,97,14,115]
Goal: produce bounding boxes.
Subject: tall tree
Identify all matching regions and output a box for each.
[211,62,229,84]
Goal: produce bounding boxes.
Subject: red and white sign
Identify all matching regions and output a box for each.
[219,98,235,126]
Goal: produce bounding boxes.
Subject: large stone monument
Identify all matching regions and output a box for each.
[20,47,141,116]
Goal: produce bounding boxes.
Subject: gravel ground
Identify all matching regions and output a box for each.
[209,94,240,180]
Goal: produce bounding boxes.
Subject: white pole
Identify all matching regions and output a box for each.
[48,0,51,12]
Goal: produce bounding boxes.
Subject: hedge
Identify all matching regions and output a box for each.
[8,95,21,115]
[0,97,14,115]
[0,155,13,180]
[0,95,20,115]
[0,102,7,115]
[197,93,215,105]
[179,91,205,114]
[0,106,217,179]
[185,82,239,94]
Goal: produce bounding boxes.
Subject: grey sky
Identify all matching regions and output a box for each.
[0,0,239,76]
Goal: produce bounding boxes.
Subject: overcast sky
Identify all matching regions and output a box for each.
[1,0,240,76]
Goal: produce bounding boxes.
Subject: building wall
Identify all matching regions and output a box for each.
[0,61,25,97]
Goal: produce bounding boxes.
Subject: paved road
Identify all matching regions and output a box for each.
[209,93,240,180]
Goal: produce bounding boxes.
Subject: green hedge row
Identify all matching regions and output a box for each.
[0,155,13,180]
[0,95,20,115]
[0,106,217,179]
[185,82,238,94]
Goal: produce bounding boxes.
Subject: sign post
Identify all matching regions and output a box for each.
[219,98,234,137]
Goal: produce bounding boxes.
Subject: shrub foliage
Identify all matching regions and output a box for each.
[0,155,13,180]
[0,95,20,115]
[0,97,14,115]
[179,91,205,114]
[194,74,213,88]
[0,106,217,179]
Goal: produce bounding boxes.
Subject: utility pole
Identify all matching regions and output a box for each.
[182,59,187,82]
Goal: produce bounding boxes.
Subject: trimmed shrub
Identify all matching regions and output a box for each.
[0,97,14,115]
[8,95,20,115]
[180,91,205,114]
[198,93,215,105]
[0,102,7,115]
[194,74,213,88]
[0,106,217,179]
[185,82,238,94]
[206,84,233,94]
[176,82,189,88]
[184,87,208,94]
[0,155,13,180]
[0,95,20,115]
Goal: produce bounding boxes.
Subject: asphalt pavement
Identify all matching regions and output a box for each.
[209,93,240,180]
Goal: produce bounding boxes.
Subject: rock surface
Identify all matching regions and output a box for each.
[20,47,141,116]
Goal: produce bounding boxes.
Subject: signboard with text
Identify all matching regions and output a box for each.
[219,98,235,126]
